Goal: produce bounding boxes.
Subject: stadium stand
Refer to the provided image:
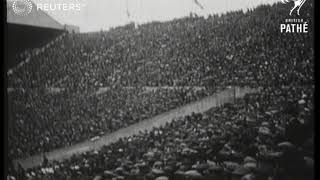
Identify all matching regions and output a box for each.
[6,0,79,71]
[6,1,313,180]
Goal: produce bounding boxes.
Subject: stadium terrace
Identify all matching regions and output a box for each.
[7,1,314,180]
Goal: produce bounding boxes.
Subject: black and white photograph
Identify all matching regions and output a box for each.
[4,0,314,180]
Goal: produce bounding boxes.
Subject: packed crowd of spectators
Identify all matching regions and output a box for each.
[7,2,314,179]
[9,86,314,180]
[9,87,213,159]
[8,3,313,89]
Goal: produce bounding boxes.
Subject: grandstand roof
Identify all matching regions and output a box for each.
[7,0,64,30]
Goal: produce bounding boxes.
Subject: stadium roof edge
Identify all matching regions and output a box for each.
[7,0,64,30]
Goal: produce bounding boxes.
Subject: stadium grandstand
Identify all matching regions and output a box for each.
[6,0,79,71]
[6,0,314,180]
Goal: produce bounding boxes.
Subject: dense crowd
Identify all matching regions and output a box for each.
[7,1,314,179]
[9,86,314,180]
[9,87,213,159]
[8,3,313,89]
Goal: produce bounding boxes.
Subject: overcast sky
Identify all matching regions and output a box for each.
[28,0,280,32]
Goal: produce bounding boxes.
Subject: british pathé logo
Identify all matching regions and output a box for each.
[281,0,307,16]
[280,19,308,33]
[280,0,309,33]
